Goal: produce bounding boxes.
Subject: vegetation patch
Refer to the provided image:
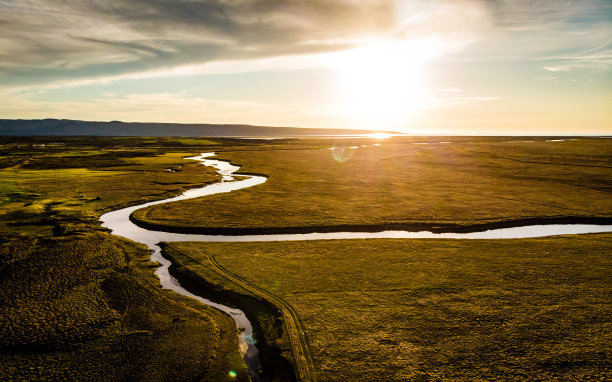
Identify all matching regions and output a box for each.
[20,150,158,169]
[0,138,248,381]
[167,235,612,381]
[2,136,611,381]
[161,243,297,382]
[133,137,612,232]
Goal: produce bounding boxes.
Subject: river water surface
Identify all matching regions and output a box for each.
[100,152,612,380]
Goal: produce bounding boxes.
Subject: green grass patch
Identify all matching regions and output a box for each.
[125,151,204,166]
[0,233,247,381]
[0,177,24,205]
[0,141,247,381]
[0,151,219,231]
[169,138,220,146]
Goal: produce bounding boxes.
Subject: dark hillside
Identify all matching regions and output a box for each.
[0,118,394,137]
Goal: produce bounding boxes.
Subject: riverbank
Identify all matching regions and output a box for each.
[120,150,611,381]
[0,141,247,381]
[130,214,612,236]
[131,137,612,233]
[3,136,611,380]
[99,153,272,380]
[167,234,612,380]
[161,243,297,381]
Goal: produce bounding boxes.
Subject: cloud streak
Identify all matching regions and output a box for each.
[0,0,610,134]
[1,0,610,89]
[0,0,496,88]
[442,0,612,65]
[0,0,398,87]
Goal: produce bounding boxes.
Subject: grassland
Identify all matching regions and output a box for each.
[141,136,612,380]
[161,243,298,382]
[0,137,251,381]
[133,137,612,233]
[3,136,611,381]
[165,235,612,381]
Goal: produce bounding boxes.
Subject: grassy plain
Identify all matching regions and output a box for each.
[0,137,250,381]
[2,136,611,381]
[146,136,611,380]
[167,235,612,381]
[133,137,612,233]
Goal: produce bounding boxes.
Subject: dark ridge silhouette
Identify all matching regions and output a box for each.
[0,118,396,137]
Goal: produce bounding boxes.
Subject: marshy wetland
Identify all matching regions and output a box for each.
[1,136,611,381]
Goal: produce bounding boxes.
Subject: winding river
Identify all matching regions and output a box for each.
[100,152,612,381]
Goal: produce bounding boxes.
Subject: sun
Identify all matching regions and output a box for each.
[334,39,434,128]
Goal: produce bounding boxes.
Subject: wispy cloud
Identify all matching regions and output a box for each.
[0,0,391,87]
[0,0,491,88]
[0,0,609,133]
[430,88,501,107]
[543,65,572,72]
[539,49,612,72]
[2,1,609,86]
[444,0,612,65]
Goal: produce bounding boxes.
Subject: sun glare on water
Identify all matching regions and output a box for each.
[334,39,435,129]
[367,132,392,139]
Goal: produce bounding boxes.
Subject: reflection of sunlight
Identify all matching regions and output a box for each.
[333,39,438,128]
[367,132,391,139]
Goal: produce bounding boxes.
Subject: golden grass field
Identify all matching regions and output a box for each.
[167,234,612,381]
[133,137,612,233]
[1,136,610,381]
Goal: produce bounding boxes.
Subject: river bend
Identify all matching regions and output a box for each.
[100,152,612,380]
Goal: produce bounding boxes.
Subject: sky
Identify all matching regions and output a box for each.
[1,0,611,135]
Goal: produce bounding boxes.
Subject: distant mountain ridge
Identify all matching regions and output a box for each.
[0,119,394,137]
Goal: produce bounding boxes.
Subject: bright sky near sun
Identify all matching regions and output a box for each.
[1,0,611,134]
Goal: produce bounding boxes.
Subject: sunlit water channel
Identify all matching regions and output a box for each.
[100,152,612,380]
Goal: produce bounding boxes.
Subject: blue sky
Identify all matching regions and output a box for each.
[1,0,610,134]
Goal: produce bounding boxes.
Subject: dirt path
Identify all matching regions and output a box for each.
[187,243,318,382]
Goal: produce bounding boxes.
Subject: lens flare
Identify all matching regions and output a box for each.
[331,139,359,162]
